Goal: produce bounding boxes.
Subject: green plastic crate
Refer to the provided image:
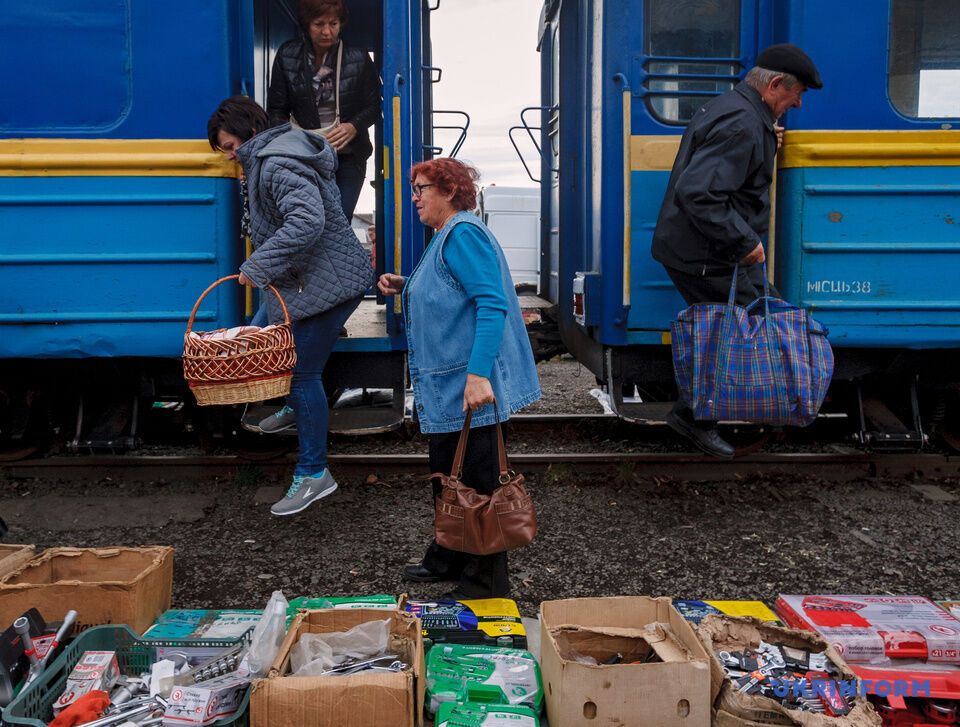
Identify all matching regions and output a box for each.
[2,625,250,727]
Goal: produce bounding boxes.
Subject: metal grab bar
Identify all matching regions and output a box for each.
[509,105,558,183]
[431,109,470,158]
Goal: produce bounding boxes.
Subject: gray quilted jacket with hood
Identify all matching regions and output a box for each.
[237,124,374,322]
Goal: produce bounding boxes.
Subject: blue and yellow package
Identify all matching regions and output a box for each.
[672,599,781,625]
[403,598,526,649]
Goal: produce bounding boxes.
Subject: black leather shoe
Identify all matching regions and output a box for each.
[403,563,456,583]
[666,411,735,459]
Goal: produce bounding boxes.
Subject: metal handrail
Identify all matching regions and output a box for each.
[508,105,558,183]
[431,109,470,158]
[509,125,541,183]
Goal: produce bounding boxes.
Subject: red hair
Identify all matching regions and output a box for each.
[410,158,480,211]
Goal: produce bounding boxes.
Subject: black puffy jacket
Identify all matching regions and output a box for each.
[267,38,381,160]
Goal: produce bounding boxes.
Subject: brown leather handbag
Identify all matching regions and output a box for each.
[434,409,537,556]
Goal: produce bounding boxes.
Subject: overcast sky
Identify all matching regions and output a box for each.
[356,0,542,214]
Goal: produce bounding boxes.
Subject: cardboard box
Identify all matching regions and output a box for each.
[0,546,173,633]
[697,615,881,727]
[540,596,713,727]
[0,544,35,581]
[250,608,425,727]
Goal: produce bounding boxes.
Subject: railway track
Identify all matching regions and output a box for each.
[3,449,958,483]
[4,413,957,482]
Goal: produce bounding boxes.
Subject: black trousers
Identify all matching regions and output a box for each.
[666,264,782,423]
[421,423,510,598]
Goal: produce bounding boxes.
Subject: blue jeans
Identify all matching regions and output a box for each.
[288,296,362,475]
[336,154,367,221]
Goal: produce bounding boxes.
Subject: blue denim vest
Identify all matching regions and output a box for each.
[403,212,541,433]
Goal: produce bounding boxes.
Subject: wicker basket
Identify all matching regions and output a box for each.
[183,275,296,406]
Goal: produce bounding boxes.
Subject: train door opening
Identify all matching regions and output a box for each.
[246,0,430,435]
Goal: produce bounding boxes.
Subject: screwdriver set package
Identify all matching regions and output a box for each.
[425,643,543,715]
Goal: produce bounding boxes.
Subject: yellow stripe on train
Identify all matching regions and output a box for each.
[0,139,238,177]
[628,130,960,173]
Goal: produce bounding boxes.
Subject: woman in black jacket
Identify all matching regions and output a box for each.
[267,0,380,220]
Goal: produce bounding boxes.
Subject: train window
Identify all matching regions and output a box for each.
[889,0,960,118]
[0,0,131,133]
[644,0,741,125]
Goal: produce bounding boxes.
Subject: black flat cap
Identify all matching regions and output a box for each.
[756,44,823,89]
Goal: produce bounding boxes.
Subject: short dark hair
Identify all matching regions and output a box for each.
[298,0,348,30]
[207,96,269,151]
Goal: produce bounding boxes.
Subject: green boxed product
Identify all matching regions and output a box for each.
[435,702,540,727]
[426,643,542,715]
[285,594,396,623]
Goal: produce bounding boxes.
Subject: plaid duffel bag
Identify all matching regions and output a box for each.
[671,265,834,426]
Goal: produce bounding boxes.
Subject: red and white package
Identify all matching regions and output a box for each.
[53,650,120,713]
[776,595,960,666]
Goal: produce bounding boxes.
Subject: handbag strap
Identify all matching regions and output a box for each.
[449,401,512,481]
[332,42,342,124]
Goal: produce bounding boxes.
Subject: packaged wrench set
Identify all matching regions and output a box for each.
[715,641,853,715]
[776,595,960,666]
[403,597,527,649]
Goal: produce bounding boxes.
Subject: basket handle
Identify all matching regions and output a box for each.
[186,275,291,333]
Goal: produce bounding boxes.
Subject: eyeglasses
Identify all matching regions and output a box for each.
[411,183,435,198]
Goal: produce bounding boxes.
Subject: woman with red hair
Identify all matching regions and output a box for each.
[378,159,541,598]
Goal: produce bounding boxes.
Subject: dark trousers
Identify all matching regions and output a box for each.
[422,423,510,598]
[336,155,367,221]
[665,264,781,423]
[665,264,780,307]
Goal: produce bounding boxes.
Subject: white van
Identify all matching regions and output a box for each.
[478,186,540,288]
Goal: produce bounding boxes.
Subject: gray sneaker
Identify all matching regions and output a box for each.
[270,470,338,516]
[259,405,296,433]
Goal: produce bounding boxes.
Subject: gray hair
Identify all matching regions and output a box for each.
[745,66,800,91]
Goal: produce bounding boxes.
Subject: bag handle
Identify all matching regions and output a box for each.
[186,275,290,334]
[716,262,791,420]
[449,401,511,482]
[727,262,771,309]
[333,42,342,125]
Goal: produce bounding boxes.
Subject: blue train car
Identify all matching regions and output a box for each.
[0,0,438,451]
[536,0,960,446]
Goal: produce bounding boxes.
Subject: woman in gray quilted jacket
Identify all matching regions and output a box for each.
[208,96,375,517]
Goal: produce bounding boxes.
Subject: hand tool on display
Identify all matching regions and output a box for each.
[75,695,168,726]
[12,617,39,669]
[24,609,77,687]
[172,642,247,686]
[319,654,405,676]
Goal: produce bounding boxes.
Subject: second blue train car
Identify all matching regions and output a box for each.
[536,0,960,446]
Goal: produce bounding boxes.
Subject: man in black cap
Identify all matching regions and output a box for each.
[652,43,822,458]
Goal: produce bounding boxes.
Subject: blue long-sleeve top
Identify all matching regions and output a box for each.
[442,223,509,379]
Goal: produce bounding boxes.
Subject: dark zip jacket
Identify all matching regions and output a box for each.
[266,38,381,160]
[651,81,777,275]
